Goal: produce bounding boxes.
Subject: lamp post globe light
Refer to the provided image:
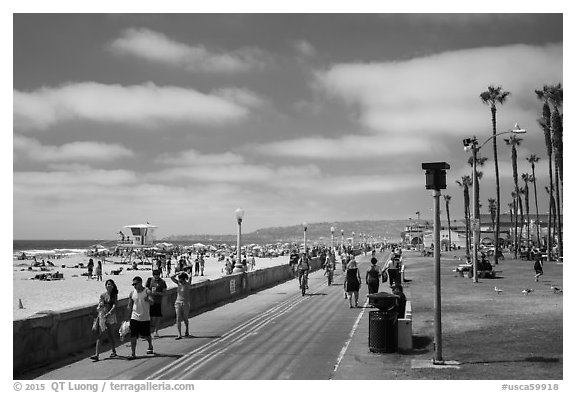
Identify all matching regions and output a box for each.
[330,226,335,251]
[463,124,526,283]
[233,208,245,273]
[302,222,308,254]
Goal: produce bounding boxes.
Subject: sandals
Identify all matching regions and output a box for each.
[109,352,118,358]
[146,349,154,355]
[175,336,182,340]
[90,355,99,362]
[127,354,136,361]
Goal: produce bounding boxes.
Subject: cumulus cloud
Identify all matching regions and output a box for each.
[14,169,139,188]
[291,39,316,57]
[14,82,258,130]
[250,134,437,159]
[315,43,562,136]
[109,28,267,73]
[14,135,134,163]
[155,149,245,166]
[147,163,322,184]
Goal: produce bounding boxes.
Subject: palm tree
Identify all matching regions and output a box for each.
[504,134,522,257]
[545,186,557,255]
[481,85,510,264]
[511,191,519,258]
[518,187,525,251]
[548,85,563,260]
[508,202,515,250]
[527,155,541,247]
[443,195,452,250]
[488,197,497,236]
[521,173,533,255]
[467,154,489,222]
[456,176,473,262]
[535,85,556,262]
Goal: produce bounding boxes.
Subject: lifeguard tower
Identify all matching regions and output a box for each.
[117,223,158,265]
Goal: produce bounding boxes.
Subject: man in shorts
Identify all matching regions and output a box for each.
[126,276,154,359]
[170,272,193,339]
[146,270,167,338]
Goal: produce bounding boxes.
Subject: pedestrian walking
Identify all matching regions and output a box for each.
[344,259,361,308]
[145,270,167,338]
[534,253,544,281]
[87,258,94,280]
[125,276,154,359]
[90,279,118,361]
[95,260,103,281]
[365,258,381,294]
[171,272,192,339]
[199,253,205,276]
[194,256,200,276]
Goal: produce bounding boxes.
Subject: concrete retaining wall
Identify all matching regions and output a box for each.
[13,257,321,376]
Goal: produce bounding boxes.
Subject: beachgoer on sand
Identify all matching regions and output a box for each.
[146,270,167,338]
[125,276,154,359]
[87,258,94,280]
[95,261,103,281]
[171,272,192,340]
[90,279,118,361]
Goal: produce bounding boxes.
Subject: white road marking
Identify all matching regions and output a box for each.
[330,297,369,378]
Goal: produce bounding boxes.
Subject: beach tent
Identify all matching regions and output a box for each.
[193,243,207,248]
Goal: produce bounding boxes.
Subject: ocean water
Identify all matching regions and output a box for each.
[12,239,218,256]
[13,240,115,254]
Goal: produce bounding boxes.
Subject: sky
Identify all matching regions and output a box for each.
[10,11,565,239]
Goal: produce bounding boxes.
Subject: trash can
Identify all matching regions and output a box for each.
[369,311,398,353]
[367,292,399,353]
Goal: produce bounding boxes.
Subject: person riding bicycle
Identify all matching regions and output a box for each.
[324,253,334,284]
[297,252,310,289]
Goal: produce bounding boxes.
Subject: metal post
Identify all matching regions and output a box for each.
[433,189,444,364]
[331,228,334,251]
[233,218,243,273]
[472,144,479,283]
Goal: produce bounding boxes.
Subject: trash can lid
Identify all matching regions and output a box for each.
[366,292,397,300]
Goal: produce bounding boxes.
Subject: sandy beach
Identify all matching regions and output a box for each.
[13,254,289,320]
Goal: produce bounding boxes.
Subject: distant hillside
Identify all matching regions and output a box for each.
[163,219,411,245]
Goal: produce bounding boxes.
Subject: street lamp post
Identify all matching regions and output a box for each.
[422,162,450,365]
[302,222,308,254]
[331,226,335,251]
[408,218,412,248]
[341,230,344,250]
[464,124,526,283]
[233,208,245,273]
[416,211,421,251]
[352,231,355,248]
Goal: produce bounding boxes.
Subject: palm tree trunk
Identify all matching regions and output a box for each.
[519,196,524,252]
[532,164,541,248]
[492,107,501,265]
[547,155,554,262]
[554,161,562,260]
[464,189,471,262]
[509,206,514,251]
[524,183,531,260]
[514,197,518,259]
[446,201,452,250]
